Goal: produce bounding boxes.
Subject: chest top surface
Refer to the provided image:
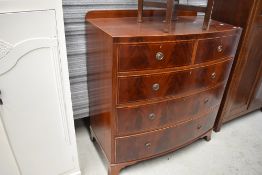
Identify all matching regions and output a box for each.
[86,12,240,42]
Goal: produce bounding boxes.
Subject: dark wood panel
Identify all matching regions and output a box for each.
[212,0,255,28]
[195,35,239,64]
[213,0,261,132]
[116,111,217,163]
[250,3,262,109]
[117,85,224,135]
[250,75,262,110]
[257,0,262,23]
[230,26,262,115]
[118,60,233,104]
[118,41,194,72]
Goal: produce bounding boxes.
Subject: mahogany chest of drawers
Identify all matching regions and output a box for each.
[86,10,241,175]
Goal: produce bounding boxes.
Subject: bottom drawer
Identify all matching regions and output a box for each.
[115,111,217,163]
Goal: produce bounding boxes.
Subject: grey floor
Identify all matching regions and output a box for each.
[75,110,262,175]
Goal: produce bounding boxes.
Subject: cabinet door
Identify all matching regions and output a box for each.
[0,11,79,175]
[248,1,262,110]
[228,0,262,116]
[250,73,262,109]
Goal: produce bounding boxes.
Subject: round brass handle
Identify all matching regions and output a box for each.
[156,52,164,61]
[148,113,156,120]
[211,72,216,79]
[204,98,209,104]
[145,142,151,148]
[152,83,160,91]
[197,125,202,130]
[217,45,223,53]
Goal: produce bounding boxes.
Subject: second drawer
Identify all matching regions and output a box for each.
[117,84,224,135]
[118,59,232,104]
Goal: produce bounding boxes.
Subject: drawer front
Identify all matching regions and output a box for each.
[118,41,194,72]
[118,60,232,104]
[116,111,217,163]
[195,35,238,64]
[117,85,224,135]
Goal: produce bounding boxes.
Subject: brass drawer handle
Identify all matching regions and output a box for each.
[156,52,164,61]
[197,124,202,130]
[204,98,209,104]
[211,72,216,79]
[145,142,151,149]
[217,45,223,53]
[148,113,156,120]
[152,83,160,91]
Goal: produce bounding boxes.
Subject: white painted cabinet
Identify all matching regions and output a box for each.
[0,1,80,175]
[0,116,20,175]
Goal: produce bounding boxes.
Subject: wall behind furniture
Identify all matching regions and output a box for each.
[62,0,207,119]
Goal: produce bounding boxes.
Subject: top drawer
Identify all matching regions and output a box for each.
[195,35,238,64]
[118,41,194,72]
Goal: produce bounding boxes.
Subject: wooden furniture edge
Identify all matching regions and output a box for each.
[213,0,260,132]
[85,9,197,20]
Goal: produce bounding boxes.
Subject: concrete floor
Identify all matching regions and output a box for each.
[75,110,262,175]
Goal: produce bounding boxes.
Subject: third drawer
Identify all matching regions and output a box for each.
[117,84,224,136]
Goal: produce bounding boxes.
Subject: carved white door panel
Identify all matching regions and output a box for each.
[0,10,80,175]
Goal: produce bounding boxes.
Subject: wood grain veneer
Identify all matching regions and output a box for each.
[118,41,194,71]
[212,0,262,131]
[118,59,233,104]
[117,84,224,136]
[195,35,239,64]
[116,110,217,163]
[86,10,241,175]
